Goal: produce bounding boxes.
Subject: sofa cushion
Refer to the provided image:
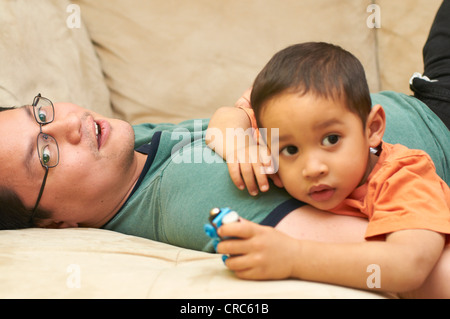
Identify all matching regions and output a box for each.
[75,0,378,124]
[0,0,112,116]
[0,227,393,298]
[377,0,442,94]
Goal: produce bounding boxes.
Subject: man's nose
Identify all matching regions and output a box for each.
[42,113,82,145]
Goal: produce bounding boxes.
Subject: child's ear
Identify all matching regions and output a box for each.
[366,104,386,148]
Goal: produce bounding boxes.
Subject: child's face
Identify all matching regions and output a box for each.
[260,92,378,211]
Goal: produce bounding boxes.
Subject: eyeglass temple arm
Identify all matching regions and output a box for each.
[32,166,49,214]
[32,93,42,107]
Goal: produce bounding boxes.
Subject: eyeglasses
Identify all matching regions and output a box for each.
[31,94,60,215]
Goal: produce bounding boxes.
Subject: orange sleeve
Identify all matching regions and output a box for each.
[364,146,450,239]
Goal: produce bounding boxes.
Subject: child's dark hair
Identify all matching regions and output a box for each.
[250,42,372,126]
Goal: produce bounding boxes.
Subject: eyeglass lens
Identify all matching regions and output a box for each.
[33,96,55,124]
[33,96,59,168]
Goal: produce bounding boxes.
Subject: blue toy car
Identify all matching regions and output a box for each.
[204,207,240,262]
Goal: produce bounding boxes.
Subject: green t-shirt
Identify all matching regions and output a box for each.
[102,119,301,252]
[374,91,449,184]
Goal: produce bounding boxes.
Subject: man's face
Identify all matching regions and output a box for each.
[0,101,143,228]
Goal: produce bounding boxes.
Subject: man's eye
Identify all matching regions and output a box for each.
[322,134,340,146]
[41,146,51,165]
[281,145,298,156]
[37,108,47,123]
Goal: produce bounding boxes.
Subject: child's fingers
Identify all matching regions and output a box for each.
[217,238,250,257]
[227,161,267,195]
[258,150,274,171]
[239,162,260,196]
[227,148,259,194]
[221,246,269,280]
[252,165,270,192]
[227,162,246,190]
[227,144,275,194]
[256,149,276,191]
[224,255,255,274]
[226,258,267,280]
[217,218,258,239]
[216,222,252,257]
[241,148,271,193]
[268,173,283,188]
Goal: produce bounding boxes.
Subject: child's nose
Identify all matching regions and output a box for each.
[302,156,328,179]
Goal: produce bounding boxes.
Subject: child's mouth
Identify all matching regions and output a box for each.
[309,185,335,202]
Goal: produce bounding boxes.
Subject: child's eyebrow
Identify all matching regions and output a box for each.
[313,118,343,131]
[278,135,291,143]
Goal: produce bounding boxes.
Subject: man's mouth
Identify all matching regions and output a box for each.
[94,119,111,150]
[94,122,101,149]
[308,184,335,202]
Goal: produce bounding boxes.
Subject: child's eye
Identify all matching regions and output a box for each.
[281,145,298,156]
[322,134,340,146]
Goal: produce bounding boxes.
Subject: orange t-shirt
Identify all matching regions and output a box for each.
[240,107,450,239]
[331,142,450,240]
[238,104,450,239]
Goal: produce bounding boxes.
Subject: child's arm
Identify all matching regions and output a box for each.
[217,219,445,293]
[206,106,252,160]
[206,91,281,195]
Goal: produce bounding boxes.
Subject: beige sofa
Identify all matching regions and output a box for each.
[0,0,442,299]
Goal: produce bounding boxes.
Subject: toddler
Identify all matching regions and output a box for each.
[207,42,450,297]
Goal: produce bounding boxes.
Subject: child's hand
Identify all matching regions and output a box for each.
[230,88,283,194]
[216,218,299,280]
[226,141,282,196]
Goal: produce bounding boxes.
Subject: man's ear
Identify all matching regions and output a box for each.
[366,104,386,148]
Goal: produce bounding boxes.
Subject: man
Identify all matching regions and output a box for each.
[0,97,327,251]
